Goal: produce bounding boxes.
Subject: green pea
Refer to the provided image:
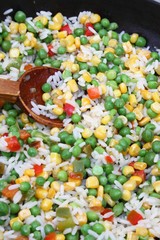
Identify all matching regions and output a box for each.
[118,107,126,115]
[31,220,41,232]
[89,66,98,74]
[0,201,9,216]
[12,221,22,231]
[151,52,159,60]
[105,52,115,62]
[104,184,112,193]
[104,164,114,175]
[58,131,69,143]
[84,235,96,240]
[42,83,52,93]
[44,35,53,43]
[139,236,149,240]
[91,79,99,86]
[114,98,125,109]
[135,36,147,47]
[44,224,54,234]
[152,141,160,153]
[50,144,61,153]
[94,22,102,31]
[108,22,118,30]
[51,60,61,68]
[79,62,89,71]
[35,21,44,29]
[106,69,117,80]
[21,224,31,236]
[101,18,110,28]
[30,206,41,216]
[115,144,123,152]
[81,224,91,236]
[142,129,154,142]
[36,176,45,186]
[65,135,76,145]
[113,118,124,129]
[38,49,47,59]
[10,203,20,214]
[109,188,122,201]
[99,175,108,186]
[62,70,72,79]
[121,33,130,42]
[145,100,154,108]
[119,138,129,151]
[85,136,97,148]
[144,151,156,166]
[71,113,81,123]
[121,93,129,103]
[113,202,124,216]
[102,36,109,46]
[27,147,38,157]
[74,28,85,36]
[61,149,72,160]
[57,46,67,54]
[8,109,18,118]
[98,28,107,37]
[92,165,104,176]
[92,222,105,234]
[126,112,136,121]
[34,58,43,66]
[81,157,91,168]
[119,126,131,136]
[108,173,117,184]
[57,170,68,182]
[6,116,16,126]
[34,230,42,240]
[104,100,114,110]
[145,123,156,131]
[88,189,97,196]
[149,192,160,199]
[157,160,160,169]
[1,40,11,52]
[115,46,124,56]
[146,73,158,82]
[87,211,99,222]
[117,175,127,184]
[14,11,26,23]
[98,62,108,72]
[72,145,81,157]
[148,81,158,89]
[80,36,88,45]
[20,181,31,192]
[91,43,100,51]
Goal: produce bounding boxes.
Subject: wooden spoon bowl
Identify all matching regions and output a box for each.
[0,66,63,128]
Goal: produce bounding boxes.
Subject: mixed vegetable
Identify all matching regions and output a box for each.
[0,9,160,240]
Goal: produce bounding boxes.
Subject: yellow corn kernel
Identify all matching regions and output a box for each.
[9,21,19,34]
[130,176,142,185]
[76,52,89,62]
[71,63,79,73]
[129,94,137,107]
[16,176,30,184]
[63,91,73,101]
[34,16,48,25]
[142,202,151,210]
[108,39,118,48]
[75,37,80,48]
[140,90,152,100]
[153,136,160,141]
[82,128,92,138]
[67,79,79,92]
[151,102,160,114]
[133,108,143,121]
[125,103,134,112]
[68,177,81,187]
[89,35,101,44]
[89,197,102,209]
[64,182,76,191]
[50,127,60,136]
[42,93,50,102]
[138,117,150,126]
[81,97,91,107]
[94,125,106,140]
[30,37,37,48]
[152,180,160,193]
[52,169,60,178]
[97,185,104,198]
[0,114,5,122]
[65,35,75,46]
[122,166,135,176]
[23,38,31,47]
[10,217,22,227]
[130,33,139,43]
[41,198,53,212]
[134,162,147,171]
[50,152,62,165]
[19,23,27,34]
[96,72,106,82]
[52,107,64,116]
[47,188,56,198]
[152,92,160,102]
[18,209,31,221]
[67,44,76,53]
[24,169,35,177]
[127,232,138,240]
[119,83,127,94]
[90,55,101,66]
[39,171,49,179]
[62,164,73,173]
[122,41,133,53]
[75,212,87,226]
[9,47,20,58]
[57,31,67,39]
[62,124,73,134]
[101,115,111,125]
[51,89,63,97]
[156,64,160,75]
[129,143,140,157]
[0,52,5,61]
[123,180,137,191]
[90,13,101,24]
[103,220,112,230]
[56,234,65,240]
[35,188,48,199]
[51,181,60,192]
[113,89,121,98]
[143,142,152,150]
[104,47,115,54]
[82,72,92,83]
[79,14,89,24]
[137,49,151,59]
[122,189,131,201]
[49,22,61,30]
[103,193,115,207]
[109,139,118,148]
[53,12,63,25]
[153,114,160,122]
[151,167,160,176]
[86,176,99,188]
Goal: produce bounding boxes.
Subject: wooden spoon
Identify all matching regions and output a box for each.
[0,66,63,128]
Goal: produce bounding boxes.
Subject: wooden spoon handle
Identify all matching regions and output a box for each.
[0,79,20,103]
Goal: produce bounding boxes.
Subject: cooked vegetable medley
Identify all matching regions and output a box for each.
[0,9,160,240]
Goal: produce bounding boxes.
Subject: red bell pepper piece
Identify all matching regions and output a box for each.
[69,172,83,180]
[133,170,146,182]
[19,130,31,141]
[63,103,75,117]
[60,24,72,34]
[105,155,114,164]
[2,185,19,200]
[85,22,94,36]
[48,44,54,57]
[5,136,21,152]
[87,87,100,100]
[127,210,143,225]
[101,208,114,222]
[33,164,44,176]
[44,232,56,240]
[128,161,135,168]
